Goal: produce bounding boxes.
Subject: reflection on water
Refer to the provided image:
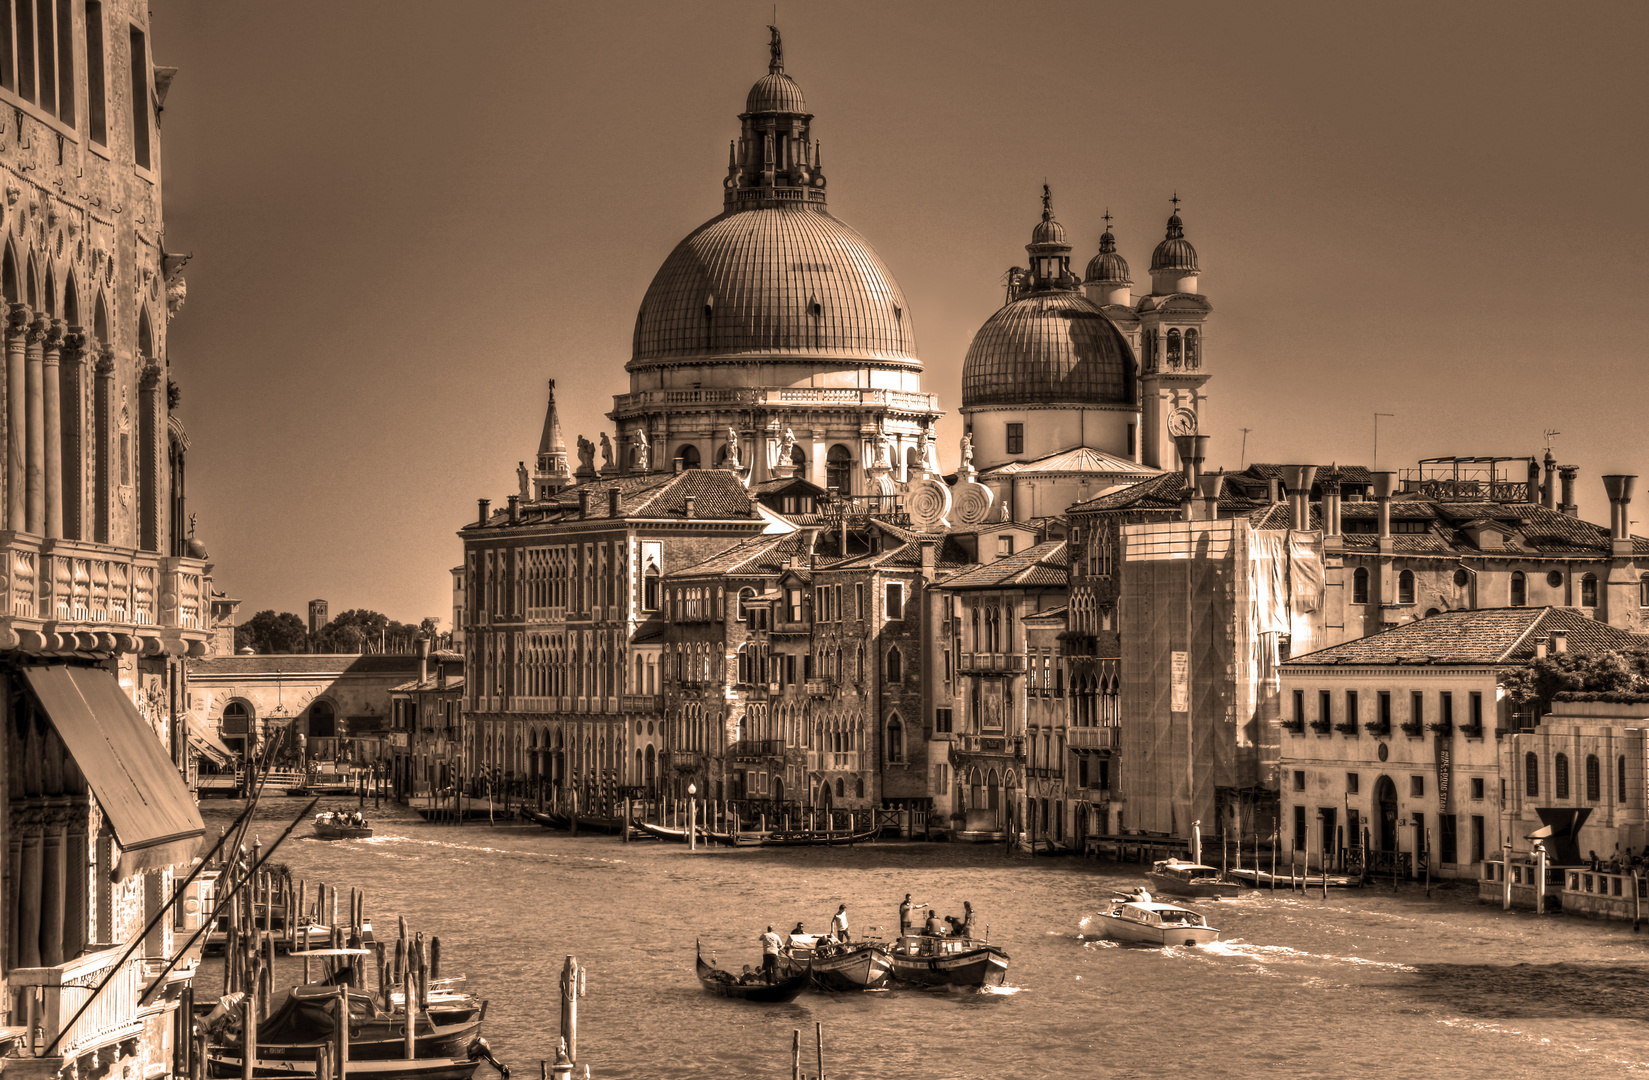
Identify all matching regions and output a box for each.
[199,799,1649,1080]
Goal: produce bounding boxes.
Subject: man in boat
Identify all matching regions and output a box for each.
[899,893,927,934]
[959,900,976,938]
[924,909,944,936]
[759,925,782,982]
[786,922,807,947]
[830,904,850,943]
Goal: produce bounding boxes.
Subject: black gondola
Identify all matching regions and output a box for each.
[694,941,809,1002]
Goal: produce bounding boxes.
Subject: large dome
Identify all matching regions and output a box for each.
[630,207,918,366]
[961,291,1135,408]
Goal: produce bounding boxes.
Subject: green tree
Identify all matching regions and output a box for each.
[234,610,310,654]
[1502,646,1649,714]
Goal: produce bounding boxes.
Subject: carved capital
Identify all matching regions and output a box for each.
[94,345,115,376]
[26,316,48,346]
[63,324,87,359]
[7,302,30,338]
[139,361,163,389]
[44,319,65,354]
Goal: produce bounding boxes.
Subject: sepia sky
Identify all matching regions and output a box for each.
[152,0,1649,626]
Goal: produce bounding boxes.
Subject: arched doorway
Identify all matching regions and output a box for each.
[772,776,784,806]
[1374,775,1398,851]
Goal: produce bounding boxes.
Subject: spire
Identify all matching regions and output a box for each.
[535,378,571,495]
[767,24,784,74]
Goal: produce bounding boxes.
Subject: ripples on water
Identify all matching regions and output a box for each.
[198,799,1649,1079]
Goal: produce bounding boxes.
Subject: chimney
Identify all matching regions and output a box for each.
[684,495,697,519]
[1196,469,1223,521]
[1542,450,1557,509]
[1526,459,1541,503]
[1534,636,1549,660]
[477,498,490,526]
[1558,466,1579,516]
[1551,629,1568,654]
[419,636,430,684]
[1173,434,1199,486]
[1283,465,1318,531]
[920,539,937,581]
[579,489,591,519]
[507,494,519,524]
[1322,470,1342,539]
[1373,471,1397,541]
[1266,476,1281,504]
[608,487,622,517]
[1601,475,1634,538]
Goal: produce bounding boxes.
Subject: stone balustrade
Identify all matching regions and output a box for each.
[10,945,145,1059]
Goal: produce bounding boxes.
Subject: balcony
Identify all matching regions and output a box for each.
[620,694,659,713]
[730,739,781,761]
[804,678,834,698]
[10,946,146,1059]
[610,386,942,417]
[663,750,703,770]
[1067,726,1117,750]
[0,537,211,657]
[959,653,1026,673]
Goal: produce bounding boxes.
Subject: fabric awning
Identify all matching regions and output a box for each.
[187,720,236,768]
[24,665,206,876]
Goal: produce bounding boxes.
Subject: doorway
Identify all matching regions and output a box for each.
[1375,775,1398,851]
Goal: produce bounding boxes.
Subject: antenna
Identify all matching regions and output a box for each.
[1239,428,1252,468]
[1372,412,1395,471]
[1542,429,1561,453]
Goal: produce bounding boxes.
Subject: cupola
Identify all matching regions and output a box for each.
[1149,196,1200,295]
[1083,211,1133,308]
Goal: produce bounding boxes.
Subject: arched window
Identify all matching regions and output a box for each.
[887,714,904,763]
[1586,754,1600,802]
[789,444,807,479]
[1581,573,1598,607]
[834,778,845,799]
[1510,571,1526,607]
[886,647,902,684]
[677,444,700,470]
[1555,753,1570,800]
[1641,574,1649,608]
[308,700,336,739]
[855,776,865,799]
[1525,752,1539,797]
[1398,569,1415,605]
[221,700,252,739]
[1184,328,1200,368]
[643,565,660,611]
[738,587,755,623]
[903,445,921,482]
[1352,567,1369,605]
[1166,328,1181,366]
[826,444,852,493]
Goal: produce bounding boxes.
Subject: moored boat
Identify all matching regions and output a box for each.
[1146,859,1243,899]
[215,984,482,1063]
[1088,898,1220,947]
[885,933,1009,988]
[1227,867,1362,889]
[695,940,809,1002]
[205,1051,483,1080]
[780,934,891,991]
[759,826,879,848]
[635,821,763,847]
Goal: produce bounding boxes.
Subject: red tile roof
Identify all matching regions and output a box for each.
[1284,607,1649,667]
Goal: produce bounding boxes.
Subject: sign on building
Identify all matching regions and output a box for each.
[1170,651,1189,713]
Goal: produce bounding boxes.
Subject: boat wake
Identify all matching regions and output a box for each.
[354,835,630,866]
[1191,939,1419,973]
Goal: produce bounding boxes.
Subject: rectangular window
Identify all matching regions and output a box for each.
[1470,691,1483,728]
[1378,691,1392,726]
[1005,423,1023,455]
[1471,776,1485,800]
[1126,423,1136,456]
[784,654,796,685]
[128,24,149,168]
[1292,688,1305,724]
[1411,691,1423,726]
[935,707,953,733]
[1098,759,1111,791]
[786,588,802,623]
[1410,775,1425,798]
[1077,756,1089,789]
[86,1,105,142]
[1439,814,1458,864]
[1292,769,1305,792]
[1345,689,1358,726]
[1319,689,1332,725]
[1471,815,1486,864]
[1441,691,1454,726]
[885,582,904,620]
[1293,804,1306,851]
[997,534,1014,558]
[1346,772,1360,794]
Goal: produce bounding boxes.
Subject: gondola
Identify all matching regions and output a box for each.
[694,940,809,1002]
[635,821,763,847]
[205,1050,484,1080]
[213,984,483,1063]
[759,826,879,848]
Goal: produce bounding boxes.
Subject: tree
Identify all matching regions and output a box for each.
[312,609,423,654]
[234,610,310,654]
[1502,646,1649,715]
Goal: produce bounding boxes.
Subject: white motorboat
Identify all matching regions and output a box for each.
[1089,898,1220,947]
[1146,859,1243,899]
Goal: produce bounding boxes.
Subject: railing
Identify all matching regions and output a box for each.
[959,653,1026,673]
[610,387,942,415]
[804,679,833,697]
[820,494,908,526]
[11,946,145,1058]
[730,740,780,760]
[620,694,659,713]
[1409,479,1532,503]
[0,538,210,654]
[1566,868,1647,899]
[1067,726,1117,750]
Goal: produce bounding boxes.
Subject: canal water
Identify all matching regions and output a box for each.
[199,798,1649,1079]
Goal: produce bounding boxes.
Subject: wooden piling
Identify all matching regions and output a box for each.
[335,984,350,1079]
[242,986,258,1080]
[402,962,415,1059]
[815,1020,824,1080]
[791,1029,800,1080]
[560,955,579,1064]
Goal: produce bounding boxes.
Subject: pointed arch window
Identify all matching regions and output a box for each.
[642,564,660,611]
[886,647,902,684]
[886,714,905,763]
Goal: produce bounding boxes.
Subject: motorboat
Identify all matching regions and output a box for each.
[313,812,373,840]
[1146,859,1243,899]
[885,933,1009,988]
[1089,898,1219,947]
[780,934,891,991]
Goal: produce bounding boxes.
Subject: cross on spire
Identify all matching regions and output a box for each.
[1170,192,1182,214]
[1102,208,1113,230]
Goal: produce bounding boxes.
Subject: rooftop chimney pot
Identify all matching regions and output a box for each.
[477,498,490,526]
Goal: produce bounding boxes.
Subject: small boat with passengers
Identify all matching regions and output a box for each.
[1088,895,1220,947]
[694,940,810,1002]
[1146,859,1243,899]
[885,932,1009,988]
[313,811,373,840]
[780,933,891,991]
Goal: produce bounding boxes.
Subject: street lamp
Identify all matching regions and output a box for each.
[688,783,698,852]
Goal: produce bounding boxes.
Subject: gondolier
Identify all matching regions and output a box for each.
[830,904,849,942]
[759,926,782,981]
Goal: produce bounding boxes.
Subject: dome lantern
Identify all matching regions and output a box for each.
[724,27,826,212]
[1084,209,1133,308]
[1018,184,1077,296]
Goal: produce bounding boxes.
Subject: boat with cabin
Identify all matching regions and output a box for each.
[1146,859,1243,899]
[885,933,1009,988]
[1088,897,1220,947]
[780,934,891,991]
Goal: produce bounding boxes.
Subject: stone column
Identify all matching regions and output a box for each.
[17,805,44,967]
[59,329,85,541]
[62,797,89,958]
[6,802,21,969]
[6,304,29,532]
[94,347,114,544]
[43,321,63,539]
[39,798,68,966]
[25,315,46,533]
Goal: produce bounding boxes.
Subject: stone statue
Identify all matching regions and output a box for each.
[576,435,595,473]
[873,427,892,470]
[779,424,796,464]
[517,461,530,501]
[631,429,650,472]
[961,431,974,468]
[599,432,613,471]
[725,425,742,470]
[920,425,937,474]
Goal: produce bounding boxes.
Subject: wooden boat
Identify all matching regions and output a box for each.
[885,933,1009,988]
[386,977,485,1026]
[780,935,891,991]
[1088,898,1220,947]
[1227,867,1362,889]
[521,808,563,829]
[695,940,809,1002]
[215,984,482,1062]
[313,814,373,840]
[205,1050,482,1080]
[634,821,764,847]
[759,826,879,848]
[1146,859,1243,899]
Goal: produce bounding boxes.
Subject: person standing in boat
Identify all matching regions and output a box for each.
[899,894,927,934]
[830,904,850,943]
[759,925,783,982]
[959,901,976,938]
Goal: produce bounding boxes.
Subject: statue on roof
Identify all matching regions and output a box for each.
[920,424,938,475]
[767,24,784,73]
[630,429,650,472]
[961,431,974,468]
[724,425,742,471]
[779,424,796,464]
[576,435,595,473]
[517,460,530,501]
[599,432,614,472]
[872,424,892,470]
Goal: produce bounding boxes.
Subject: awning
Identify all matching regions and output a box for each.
[187,720,236,768]
[24,665,206,876]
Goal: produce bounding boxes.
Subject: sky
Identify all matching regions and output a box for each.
[152,0,1649,626]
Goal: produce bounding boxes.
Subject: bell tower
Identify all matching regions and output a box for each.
[1137,197,1212,472]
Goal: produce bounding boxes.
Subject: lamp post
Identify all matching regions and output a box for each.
[688,782,698,852]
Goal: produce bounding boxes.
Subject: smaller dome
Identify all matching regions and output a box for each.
[1150,213,1199,274]
[746,72,807,114]
[1031,216,1066,245]
[1084,229,1131,285]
